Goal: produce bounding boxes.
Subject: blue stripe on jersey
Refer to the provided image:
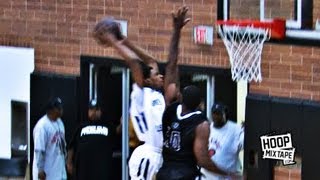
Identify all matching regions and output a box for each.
[141,113,148,131]
[134,113,148,133]
[143,159,150,179]
[134,116,144,133]
[137,158,145,177]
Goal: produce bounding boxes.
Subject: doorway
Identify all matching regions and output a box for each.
[80,55,238,180]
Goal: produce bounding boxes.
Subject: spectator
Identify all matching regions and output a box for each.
[67,99,118,180]
[201,103,244,179]
[32,97,67,180]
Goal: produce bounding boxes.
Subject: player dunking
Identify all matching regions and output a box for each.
[93,6,190,180]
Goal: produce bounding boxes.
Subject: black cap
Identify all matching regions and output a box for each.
[89,99,100,109]
[211,103,227,114]
[47,97,63,111]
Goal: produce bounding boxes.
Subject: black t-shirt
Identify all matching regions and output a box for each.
[162,102,207,168]
[69,120,116,180]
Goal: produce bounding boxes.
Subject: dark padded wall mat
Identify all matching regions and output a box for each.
[245,95,273,180]
[270,98,303,155]
[301,101,320,179]
[245,94,320,179]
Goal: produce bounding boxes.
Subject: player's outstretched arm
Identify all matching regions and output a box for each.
[164,6,191,105]
[193,121,227,175]
[93,26,144,88]
[122,38,157,66]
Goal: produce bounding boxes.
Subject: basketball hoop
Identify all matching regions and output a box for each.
[216,19,286,82]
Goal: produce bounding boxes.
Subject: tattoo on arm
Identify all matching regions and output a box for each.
[126,58,144,88]
[110,40,144,88]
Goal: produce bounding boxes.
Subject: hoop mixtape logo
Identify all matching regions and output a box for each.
[260,133,296,165]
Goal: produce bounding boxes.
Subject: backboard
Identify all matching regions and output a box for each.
[218,0,320,43]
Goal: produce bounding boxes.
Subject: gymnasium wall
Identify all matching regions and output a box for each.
[0,0,319,102]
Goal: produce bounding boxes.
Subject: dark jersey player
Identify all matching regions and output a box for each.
[67,100,117,180]
[157,85,226,180]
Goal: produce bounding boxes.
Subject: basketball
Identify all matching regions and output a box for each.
[94,18,123,42]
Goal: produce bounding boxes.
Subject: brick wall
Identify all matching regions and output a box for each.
[273,156,302,180]
[274,166,301,180]
[251,44,320,101]
[0,0,319,101]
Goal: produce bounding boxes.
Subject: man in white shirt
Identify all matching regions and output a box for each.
[201,103,244,180]
[32,97,67,180]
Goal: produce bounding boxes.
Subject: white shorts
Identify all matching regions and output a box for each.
[128,144,163,180]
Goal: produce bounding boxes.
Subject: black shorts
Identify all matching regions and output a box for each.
[156,163,200,180]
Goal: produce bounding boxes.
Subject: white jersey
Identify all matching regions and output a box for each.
[130,83,165,149]
[202,121,244,179]
[32,115,67,180]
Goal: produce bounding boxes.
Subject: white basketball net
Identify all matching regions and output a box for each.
[218,25,270,82]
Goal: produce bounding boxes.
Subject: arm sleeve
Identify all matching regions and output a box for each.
[35,150,46,171]
[131,83,144,109]
[61,121,67,157]
[33,124,47,171]
[33,125,47,152]
[129,83,146,141]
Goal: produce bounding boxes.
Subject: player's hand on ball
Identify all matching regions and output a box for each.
[93,18,123,46]
[93,28,116,46]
